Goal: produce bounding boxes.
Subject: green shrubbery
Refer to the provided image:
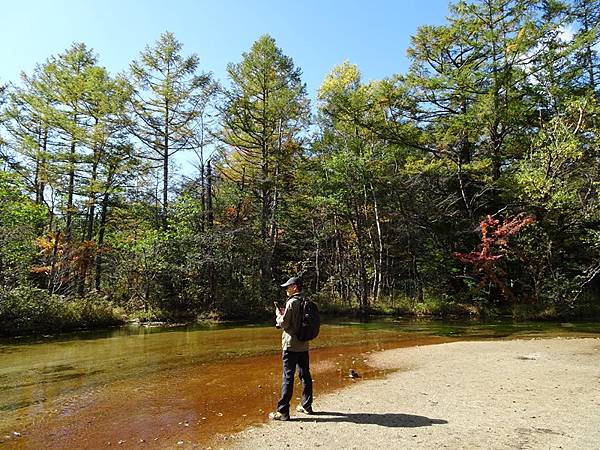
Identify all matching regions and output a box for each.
[0,286,125,336]
[315,291,480,319]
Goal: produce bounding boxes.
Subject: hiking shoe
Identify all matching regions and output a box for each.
[296,405,314,415]
[268,411,290,421]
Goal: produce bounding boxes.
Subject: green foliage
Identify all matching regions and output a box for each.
[128,305,168,323]
[0,286,124,336]
[0,171,46,287]
[515,98,596,211]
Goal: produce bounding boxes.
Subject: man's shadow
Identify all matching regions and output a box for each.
[294,411,448,428]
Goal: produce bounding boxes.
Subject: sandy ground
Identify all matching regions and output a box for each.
[226,338,600,450]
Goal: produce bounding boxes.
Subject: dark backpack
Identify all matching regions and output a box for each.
[296,298,320,341]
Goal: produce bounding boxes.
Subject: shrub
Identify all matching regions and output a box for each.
[0,286,125,336]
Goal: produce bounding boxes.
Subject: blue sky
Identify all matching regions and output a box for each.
[1,0,450,99]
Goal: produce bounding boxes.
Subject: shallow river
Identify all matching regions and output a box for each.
[1,318,598,448]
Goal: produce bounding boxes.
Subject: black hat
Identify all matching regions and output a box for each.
[281,276,301,288]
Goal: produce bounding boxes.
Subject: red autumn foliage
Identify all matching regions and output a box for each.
[453,213,535,301]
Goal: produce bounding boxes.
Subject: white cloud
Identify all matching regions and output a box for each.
[558,24,575,43]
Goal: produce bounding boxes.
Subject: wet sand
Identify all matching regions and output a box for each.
[228,338,600,450]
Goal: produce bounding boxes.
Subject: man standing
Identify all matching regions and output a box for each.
[268,276,313,421]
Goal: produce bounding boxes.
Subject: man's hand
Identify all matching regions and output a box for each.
[274,304,283,329]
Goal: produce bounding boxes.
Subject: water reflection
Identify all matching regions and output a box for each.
[329,316,600,338]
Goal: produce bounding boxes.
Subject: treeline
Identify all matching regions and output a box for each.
[1,0,599,334]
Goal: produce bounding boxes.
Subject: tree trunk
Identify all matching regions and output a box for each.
[369,182,384,303]
[48,231,60,294]
[206,160,215,307]
[457,154,473,219]
[80,138,100,295]
[409,243,423,303]
[95,190,110,291]
[333,213,345,302]
[199,156,205,233]
[86,146,99,242]
[351,201,369,314]
[259,139,272,303]
[269,119,283,264]
[65,137,77,241]
[35,125,48,204]
[580,7,596,91]
[313,218,321,292]
[162,98,170,231]
[206,159,214,228]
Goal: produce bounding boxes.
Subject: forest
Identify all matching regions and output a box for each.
[0,0,598,335]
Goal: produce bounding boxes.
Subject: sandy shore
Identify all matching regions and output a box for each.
[227,338,600,450]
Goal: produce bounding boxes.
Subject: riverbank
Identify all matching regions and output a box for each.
[3,285,599,338]
[227,338,600,450]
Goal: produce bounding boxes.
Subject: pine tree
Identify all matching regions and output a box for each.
[128,31,213,231]
[217,34,309,303]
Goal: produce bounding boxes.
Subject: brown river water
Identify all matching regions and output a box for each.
[1,319,597,449]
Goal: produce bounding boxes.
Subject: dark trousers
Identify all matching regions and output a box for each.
[276,350,313,416]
